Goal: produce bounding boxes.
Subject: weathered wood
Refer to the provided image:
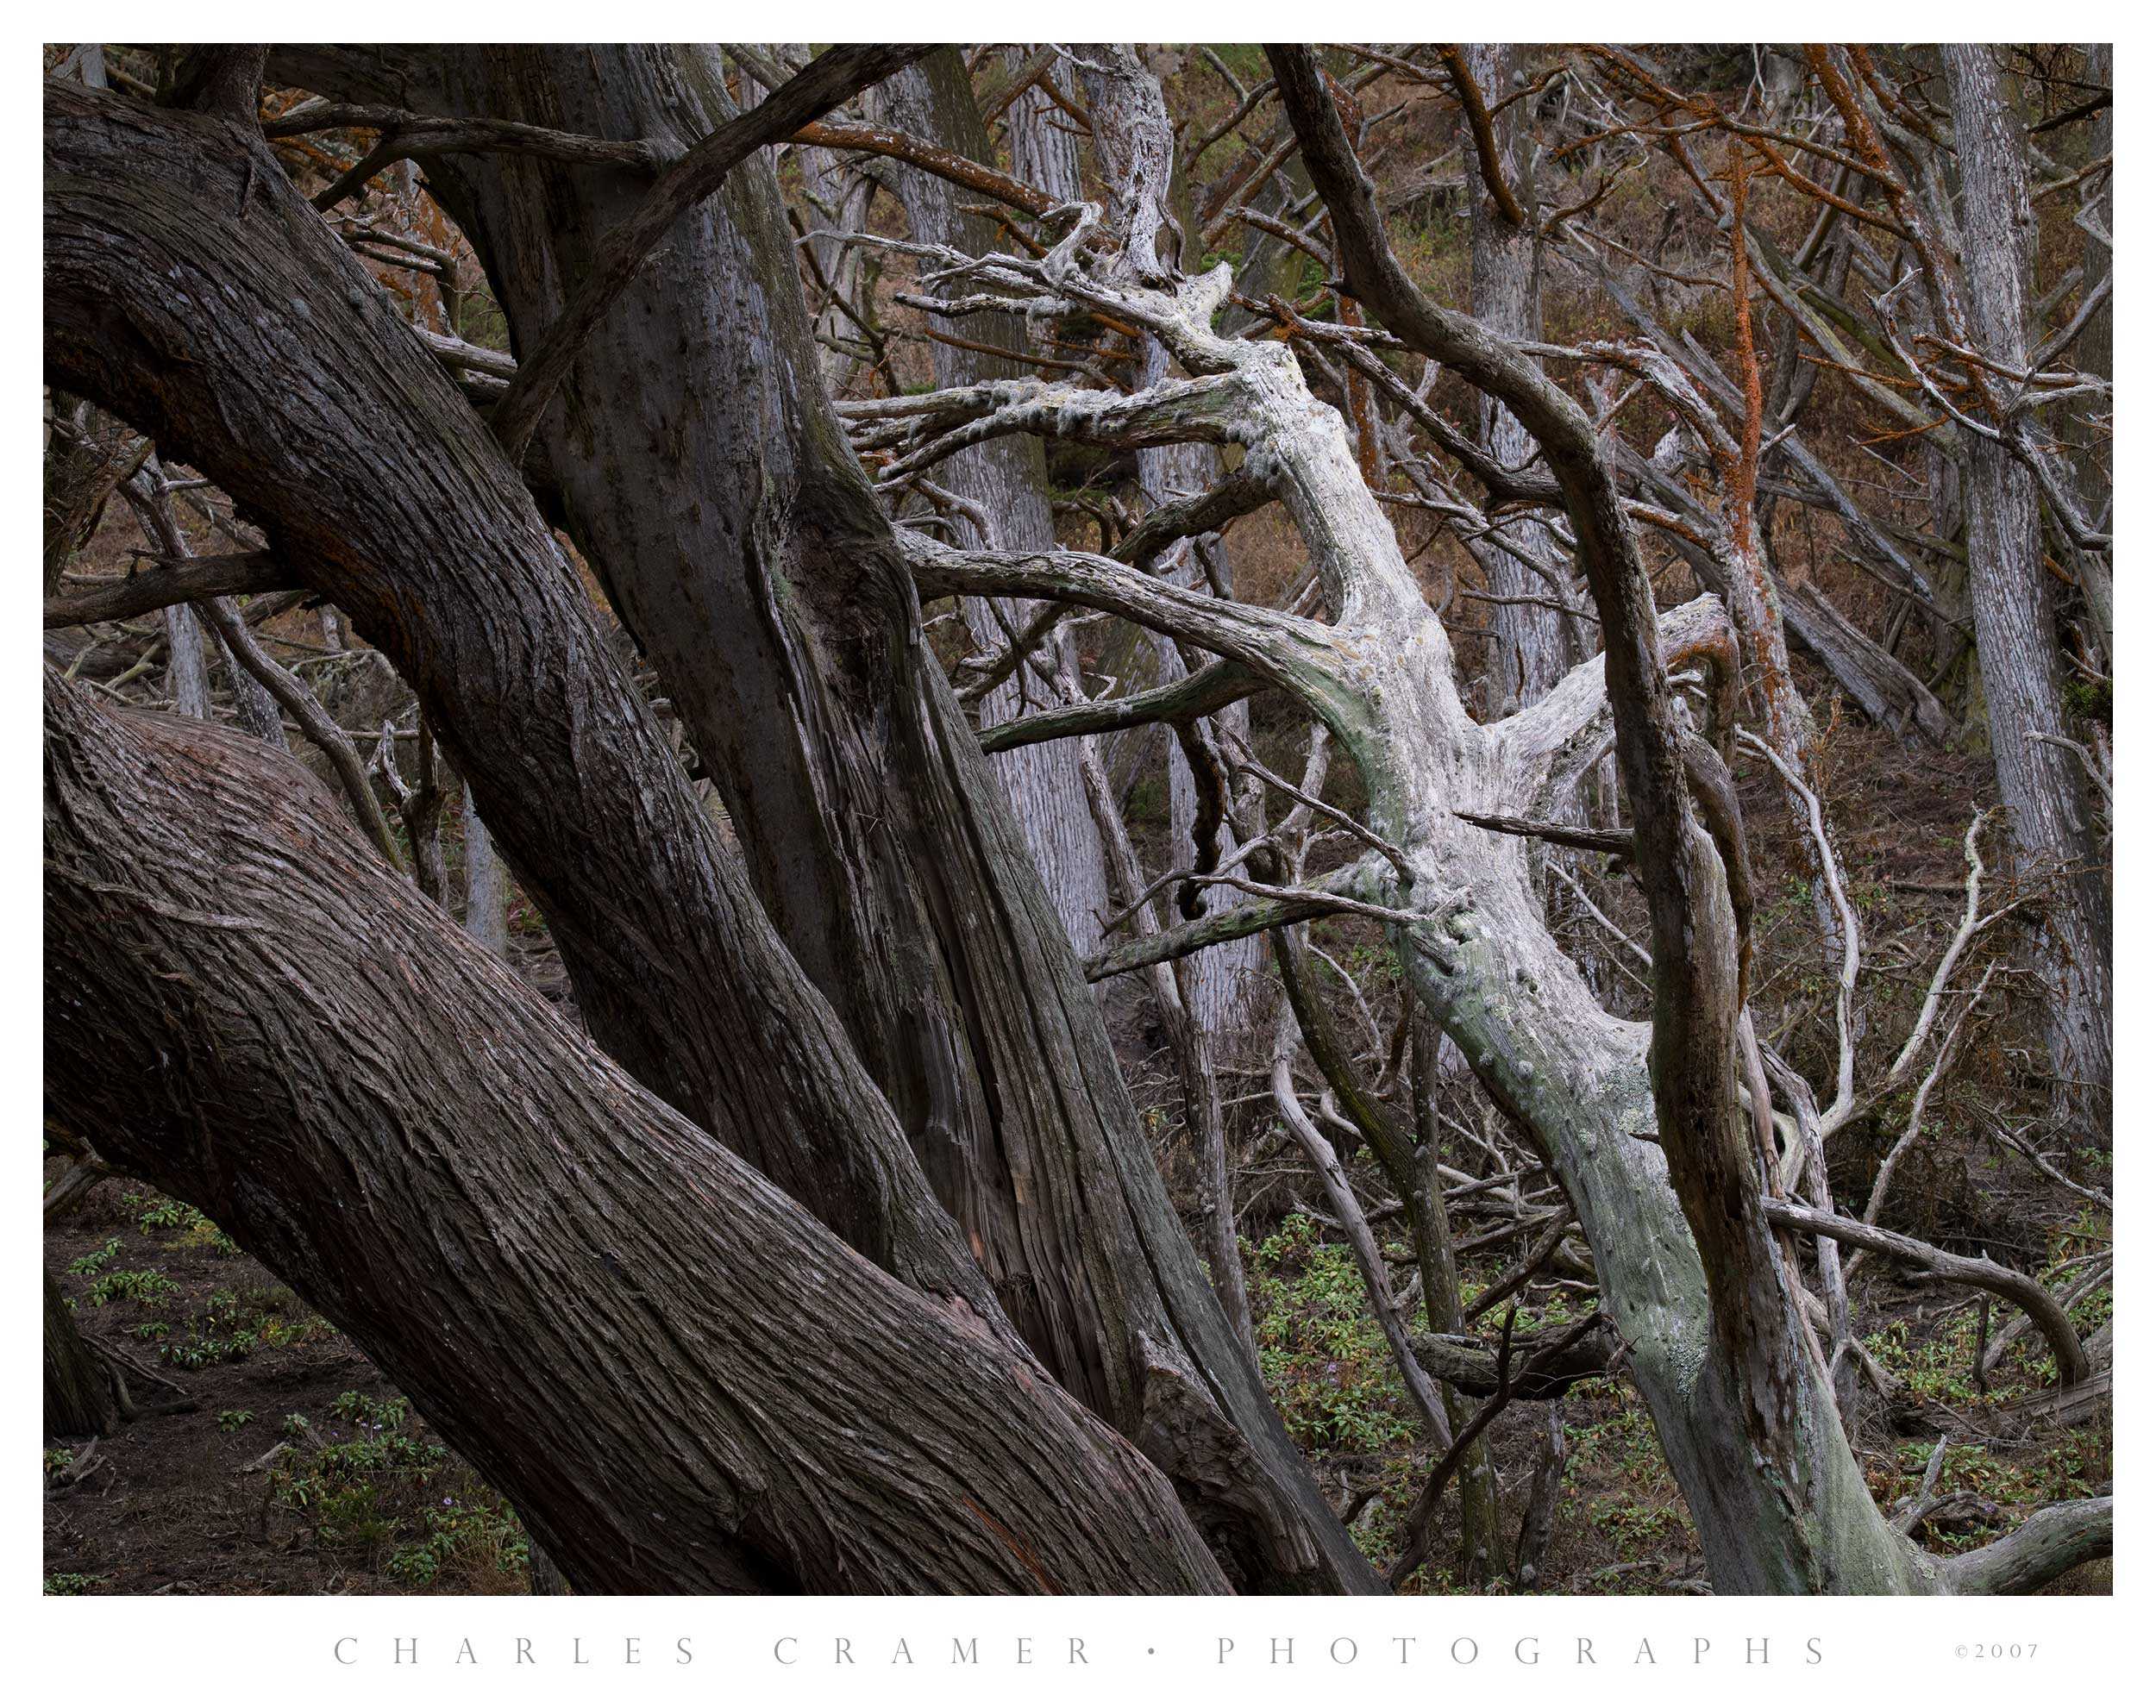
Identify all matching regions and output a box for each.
[1943,45,2112,1123]
[260,48,1376,1593]
[46,77,994,1314]
[869,51,1112,958]
[1458,43,1579,715]
[43,669,1229,1595]
[1762,1200,2089,1386]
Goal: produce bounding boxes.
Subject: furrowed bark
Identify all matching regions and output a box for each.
[43,669,1229,1595]
[1942,45,2112,1125]
[482,43,936,462]
[45,1267,115,1438]
[1081,47,1269,1036]
[46,76,993,1313]
[266,47,1376,1594]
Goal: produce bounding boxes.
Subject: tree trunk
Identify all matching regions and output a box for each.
[1943,45,2112,1124]
[162,603,210,719]
[43,668,1228,1595]
[1137,409,1270,1041]
[47,72,996,1320]
[44,1267,113,1439]
[1461,45,1577,716]
[2071,42,2114,661]
[72,60,1367,1594]
[461,791,511,959]
[868,51,1112,960]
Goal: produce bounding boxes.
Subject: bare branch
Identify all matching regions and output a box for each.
[980,660,1260,754]
[1761,1200,2089,1386]
[490,46,935,462]
[46,553,291,627]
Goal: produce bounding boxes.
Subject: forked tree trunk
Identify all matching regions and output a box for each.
[47,78,996,1318]
[43,670,1228,1594]
[53,67,1369,1593]
[1265,52,2108,1590]
[897,51,2113,1593]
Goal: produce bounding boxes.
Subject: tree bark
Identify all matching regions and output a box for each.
[461,791,511,959]
[47,73,994,1317]
[92,57,1368,1593]
[43,668,1229,1595]
[1943,45,2112,1124]
[868,50,1112,960]
[44,1267,113,1439]
[1459,44,1578,716]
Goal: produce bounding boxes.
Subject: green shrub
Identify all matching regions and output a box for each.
[1246,1214,1416,1455]
[66,1236,121,1276]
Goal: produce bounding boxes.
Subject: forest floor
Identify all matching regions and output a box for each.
[43,533,2111,1597]
[45,1105,2109,1596]
[44,504,2112,1599]
[43,1171,533,1595]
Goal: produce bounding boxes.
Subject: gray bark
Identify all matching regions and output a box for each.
[869,51,1112,959]
[1006,50,1082,207]
[1462,45,1577,715]
[1136,385,1270,1040]
[248,50,1375,1593]
[121,465,290,751]
[913,50,2090,1592]
[1944,46,2112,1122]
[2066,43,2114,659]
[161,603,210,719]
[461,791,511,959]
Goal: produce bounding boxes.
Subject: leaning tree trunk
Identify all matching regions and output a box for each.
[235,51,1372,1593]
[892,50,2079,1592]
[1943,45,2112,1125]
[44,1267,113,1439]
[1268,52,2115,1590]
[46,78,1002,1323]
[43,669,1229,1595]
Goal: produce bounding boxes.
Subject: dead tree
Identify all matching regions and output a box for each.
[830,44,2106,1592]
[41,46,2109,1599]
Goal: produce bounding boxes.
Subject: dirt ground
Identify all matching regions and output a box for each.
[44,1167,536,1596]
